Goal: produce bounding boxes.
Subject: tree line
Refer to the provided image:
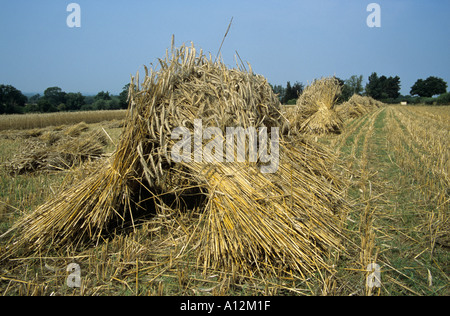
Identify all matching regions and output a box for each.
[271,74,449,105]
[0,84,131,114]
[1,74,449,114]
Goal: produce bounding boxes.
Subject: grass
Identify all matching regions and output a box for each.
[0,105,449,296]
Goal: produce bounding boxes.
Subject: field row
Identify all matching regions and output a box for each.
[332,106,449,295]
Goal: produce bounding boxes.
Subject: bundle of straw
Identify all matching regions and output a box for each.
[190,141,347,274]
[3,42,284,252]
[337,94,384,120]
[7,131,104,174]
[3,42,348,276]
[292,77,343,135]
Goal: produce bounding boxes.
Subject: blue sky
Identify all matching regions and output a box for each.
[0,0,449,96]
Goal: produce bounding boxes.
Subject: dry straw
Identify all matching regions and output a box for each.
[292,77,343,135]
[7,127,105,175]
[337,94,384,120]
[3,42,349,276]
[190,141,348,274]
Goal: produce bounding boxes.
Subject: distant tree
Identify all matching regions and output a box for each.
[282,81,303,104]
[0,84,28,114]
[425,76,445,96]
[37,98,57,113]
[385,76,401,99]
[378,75,389,99]
[80,103,94,111]
[108,97,120,110]
[44,87,66,107]
[365,72,401,100]
[57,103,67,112]
[436,92,450,105]
[346,75,364,96]
[119,84,130,109]
[410,76,447,97]
[282,81,293,104]
[28,93,41,104]
[65,92,85,111]
[292,82,304,97]
[410,79,426,97]
[93,99,107,110]
[334,77,347,102]
[270,84,284,100]
[24,102,40,113]
[365,72,381,99]
[84,95,95,106]
[94,91,112,101]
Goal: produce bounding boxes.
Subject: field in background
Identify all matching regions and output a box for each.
[0,110,126,131]
[0,105,449,296]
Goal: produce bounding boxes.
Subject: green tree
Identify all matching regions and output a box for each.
[282,81,303,104]
[93,99,107,110]
[0,84,28,114]
[410,76,447,97]
[335,77,347,103]
[108,97,121,110]
[44,87,66,107]
[270,84,285,102]
[24,102,40,113]
[385,76,401,99]
[378,75,389,99]
[292,82,304,97]
[94,91,112,101]
[119,84,130,109]
[410,79,425,97]
[282,81,292,104]
[346,75,364,96]
[84,95,95,107]
[28,93,41,104]
[436,92,450,105]
[65,92,85,111]
[365,73,401,100]
[338,75,364,102]
[37,98,57,113]
[365,72,381,99]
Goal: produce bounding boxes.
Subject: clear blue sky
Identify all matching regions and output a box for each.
[1,0,449,96]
